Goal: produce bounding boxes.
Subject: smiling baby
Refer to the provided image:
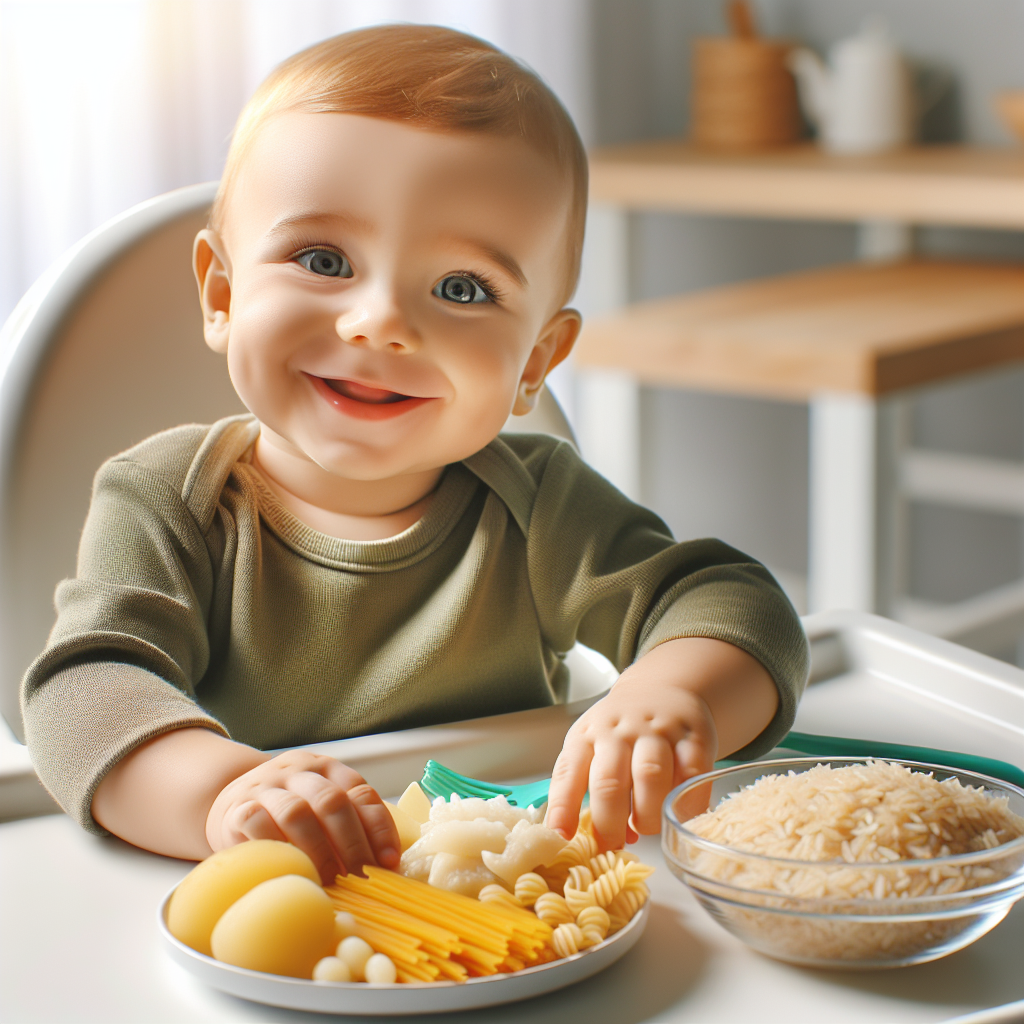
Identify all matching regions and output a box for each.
[22,26,808,882]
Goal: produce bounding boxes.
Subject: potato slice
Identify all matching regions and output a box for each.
[383,800,423,853]
[167,840,319,956]
[396,781,432,824]
[211,874,335,979]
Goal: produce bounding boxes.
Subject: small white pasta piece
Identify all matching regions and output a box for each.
[566,864,595,891]
[564,883,598,916]
[533,891,575,926]
[364,953,398,985]
[337,936,374,982]
[514,872,549,906]
[478,883,523,910]
[551,922,586,958]
[313,956,352,982]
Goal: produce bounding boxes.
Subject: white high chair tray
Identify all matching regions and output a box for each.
[157,891,648,1015]
[2,610,1024,1023]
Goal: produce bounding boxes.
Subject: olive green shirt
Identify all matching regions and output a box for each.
[22,415,808,832]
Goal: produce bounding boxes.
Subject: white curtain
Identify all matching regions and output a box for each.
[0,0,593,328]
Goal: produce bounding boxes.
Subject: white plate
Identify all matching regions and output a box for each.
[158,889,649,1016]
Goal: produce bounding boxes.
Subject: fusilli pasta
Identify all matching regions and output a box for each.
[477,884,523,910]
[513,872,549,907]
[551,922,586,957]
[533,891,575,926]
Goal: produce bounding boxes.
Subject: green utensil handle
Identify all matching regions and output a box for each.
[777,730,1024,789]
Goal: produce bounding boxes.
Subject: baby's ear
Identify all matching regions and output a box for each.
[193,229,232,354]
[513,308,582,415]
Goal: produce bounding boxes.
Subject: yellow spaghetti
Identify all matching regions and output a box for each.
[326,867,553,981]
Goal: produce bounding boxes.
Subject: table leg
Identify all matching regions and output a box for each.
[575,205,642,500]
[807,219,915,615]
[808,392,908,615]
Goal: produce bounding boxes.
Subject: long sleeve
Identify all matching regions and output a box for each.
[506,436,809,759]
[21,435,228,831]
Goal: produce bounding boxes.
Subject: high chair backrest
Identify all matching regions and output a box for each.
[0,183,576,739]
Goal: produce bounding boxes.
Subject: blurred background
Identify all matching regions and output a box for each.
[2,0,1024,656]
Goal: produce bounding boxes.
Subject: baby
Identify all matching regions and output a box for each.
[21,26,808,884]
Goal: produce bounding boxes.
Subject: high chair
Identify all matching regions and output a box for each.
[0,183,596,817]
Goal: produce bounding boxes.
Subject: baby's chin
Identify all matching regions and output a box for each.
[256,413,509,482]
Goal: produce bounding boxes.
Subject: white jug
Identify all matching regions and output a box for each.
[788,18,912,153]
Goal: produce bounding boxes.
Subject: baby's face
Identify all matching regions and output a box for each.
[205,112,576,483]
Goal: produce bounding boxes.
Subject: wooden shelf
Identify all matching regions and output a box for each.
[588,143,1024,229]
[574,260,1024,400]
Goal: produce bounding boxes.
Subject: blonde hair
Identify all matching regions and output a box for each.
[212,24,588,303]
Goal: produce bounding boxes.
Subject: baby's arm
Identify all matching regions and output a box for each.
[544,637,778,850]
[91,728,400,883]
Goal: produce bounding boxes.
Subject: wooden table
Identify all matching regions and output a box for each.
[588,142,1024,228]
[574,143,1024,632]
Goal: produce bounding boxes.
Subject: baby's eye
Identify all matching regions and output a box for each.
[296,249,353,278]
[433,275,491,305]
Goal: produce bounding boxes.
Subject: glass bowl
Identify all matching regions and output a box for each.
[661,757,1024,969]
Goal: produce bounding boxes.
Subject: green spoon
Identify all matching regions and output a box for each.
[420,731,1024,806]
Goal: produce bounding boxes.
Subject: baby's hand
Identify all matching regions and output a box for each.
[545,638,729,850]
[205,750,400,884]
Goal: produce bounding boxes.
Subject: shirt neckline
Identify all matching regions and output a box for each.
[236,460,482,572]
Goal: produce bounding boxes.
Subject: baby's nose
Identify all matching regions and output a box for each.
[335,292,420,353]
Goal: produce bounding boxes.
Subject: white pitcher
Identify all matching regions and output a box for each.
[788,18,913,153]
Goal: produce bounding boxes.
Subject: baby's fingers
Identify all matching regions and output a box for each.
[545,739,593,840]
[670,732,718,821]
[348,785,401,869]
[284,772,375,880]
[629,735,674,835]
[587,739,633,851]
[255,785,344,884]
[225,801,288,846]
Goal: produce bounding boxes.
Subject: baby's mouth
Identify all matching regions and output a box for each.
[320,378,411,404]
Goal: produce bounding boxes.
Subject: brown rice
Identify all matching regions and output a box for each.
[677,761,1024,965]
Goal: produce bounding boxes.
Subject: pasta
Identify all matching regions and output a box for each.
[533,891,575,926]
[564,883,598,916]
[576,905,611,946]
[607,884,649,929]
[549,829,599,869]
[588,860,627,908]
[478,884,524,911]
[589,850,638,876]
[551,923,586,958]
[566,864,595,891]
[331,790,652,981]
[327,866,553,981]
[514,872,549,907]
